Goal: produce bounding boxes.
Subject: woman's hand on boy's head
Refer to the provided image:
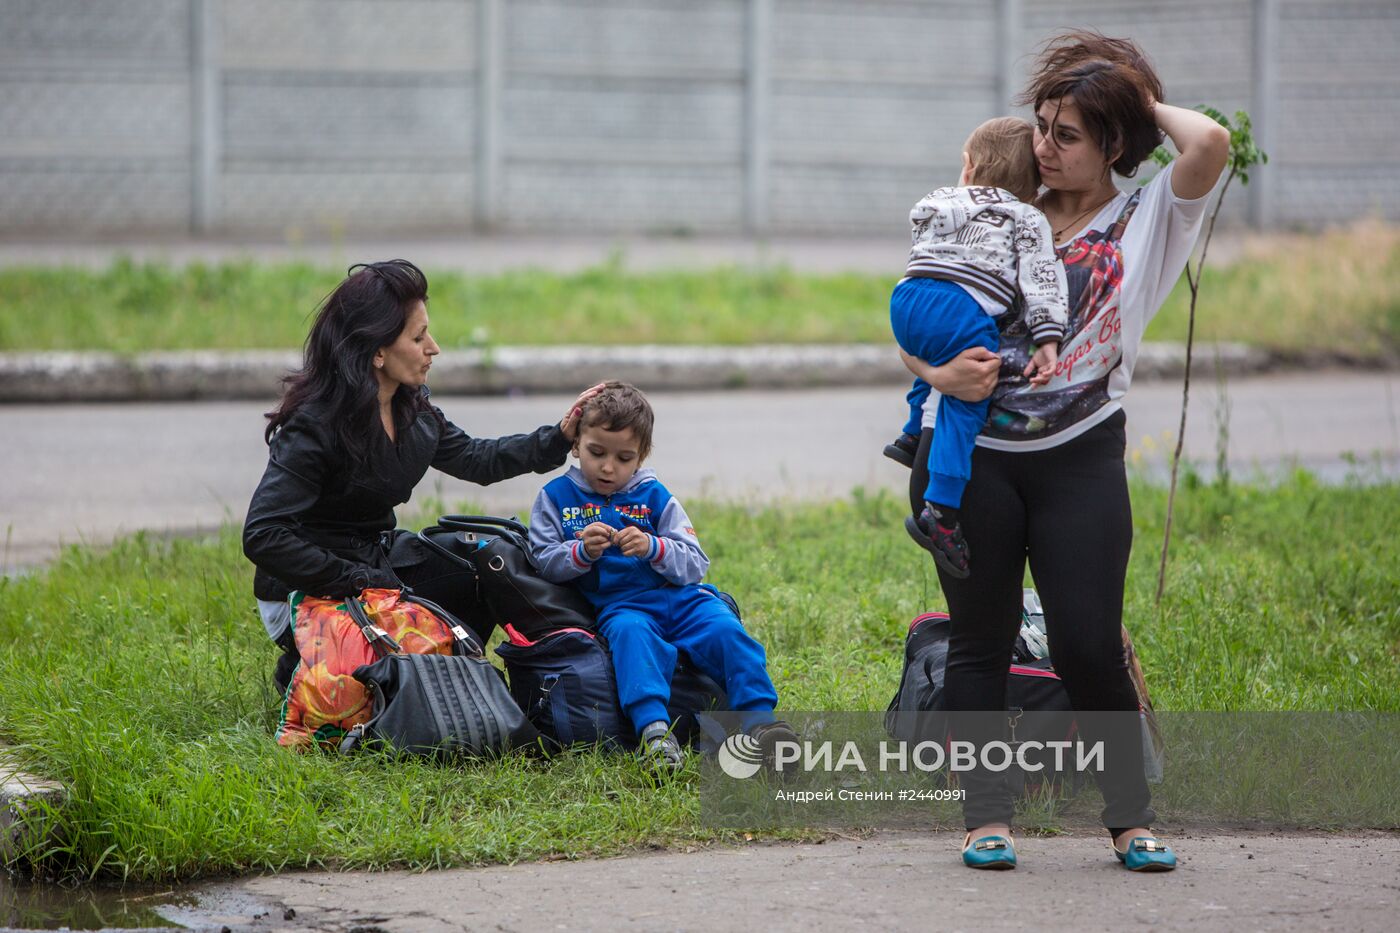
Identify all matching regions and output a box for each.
[613,526,652,558]
[560,382,609,440]
[581,522,614,559]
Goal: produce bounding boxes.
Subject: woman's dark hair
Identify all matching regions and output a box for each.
[1017,31,1165,177]
[265,259,431,463]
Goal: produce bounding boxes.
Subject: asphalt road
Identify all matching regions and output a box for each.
[3,372,1397,573]
[171,829,1400,932]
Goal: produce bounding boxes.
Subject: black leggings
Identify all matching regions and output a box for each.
[911,410,1154,833]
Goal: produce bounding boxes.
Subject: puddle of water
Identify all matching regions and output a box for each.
[0,876,294,931]
[0,877,189,930]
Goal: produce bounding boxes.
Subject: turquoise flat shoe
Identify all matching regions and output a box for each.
[962,833,1017,870]
[1114,835,1177,872]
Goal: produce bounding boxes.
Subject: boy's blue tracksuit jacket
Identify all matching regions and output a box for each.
[529,467,708,604]
[528,466,777,730]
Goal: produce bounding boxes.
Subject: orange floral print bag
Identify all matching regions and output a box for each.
[275,588,472,750]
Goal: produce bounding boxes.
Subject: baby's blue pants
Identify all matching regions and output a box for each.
[891,277,1000,509]
[598,585,778,733]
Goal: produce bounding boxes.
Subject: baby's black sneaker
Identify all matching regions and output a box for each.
[905,504,971,578]
[882,432,920,469]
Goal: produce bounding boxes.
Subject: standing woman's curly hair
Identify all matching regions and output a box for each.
[265,259,431,463]
[1018,30,1165,177]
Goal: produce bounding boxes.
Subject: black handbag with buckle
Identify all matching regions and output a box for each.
[416,514,597,641]
[338,593,539,758]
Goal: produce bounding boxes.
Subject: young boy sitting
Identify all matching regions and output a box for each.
[886,116,1069,579]
[528,381,795,770]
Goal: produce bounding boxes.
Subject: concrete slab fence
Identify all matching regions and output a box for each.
[1,0,1395,236]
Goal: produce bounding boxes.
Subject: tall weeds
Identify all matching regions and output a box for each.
[1156,108,1268,604]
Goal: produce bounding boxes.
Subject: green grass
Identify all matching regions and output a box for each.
[1144,222,1400,359]
[0,257,889,352]
[2,226,1396,356]
[0,475,1397,880]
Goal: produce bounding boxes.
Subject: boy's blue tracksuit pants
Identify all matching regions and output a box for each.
[598,585,778,733]
[891,277,1000,509]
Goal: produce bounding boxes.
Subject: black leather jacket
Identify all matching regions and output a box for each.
[243,392,570,602]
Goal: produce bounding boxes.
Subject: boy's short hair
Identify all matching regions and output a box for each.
[964,117,1040,202]
[578,381,654,460]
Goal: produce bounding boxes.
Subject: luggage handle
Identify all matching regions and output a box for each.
[415,526,478,571]
[339,721,367,754]
[413,526,485,607]
[440,514,529,539]
[424,519,532,564]
[440,522,528,552]
[346,596,403,658]
[403,592,485,658]
[347,593,483,659]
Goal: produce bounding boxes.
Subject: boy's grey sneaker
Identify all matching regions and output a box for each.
[639,720,684,772]
[746,720,799,771]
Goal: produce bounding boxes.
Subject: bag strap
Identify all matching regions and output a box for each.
[339,721,367,754]
[545,677,576,747]
[436,515,533,559]
[345,595,402,658]
[440,514,529,538]
[415,526,475,571]
[417,522,526,577]
[403,593,485,657]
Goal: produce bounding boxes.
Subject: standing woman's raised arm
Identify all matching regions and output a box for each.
[1152,100,1231,201]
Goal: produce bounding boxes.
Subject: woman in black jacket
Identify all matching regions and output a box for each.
[243,258,601,689]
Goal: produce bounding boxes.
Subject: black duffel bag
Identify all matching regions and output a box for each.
[339,595,539,758]
[417,515,596,641]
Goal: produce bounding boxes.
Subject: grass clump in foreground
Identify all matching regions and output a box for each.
[1,223,1396,357]
[0,474,1397,880]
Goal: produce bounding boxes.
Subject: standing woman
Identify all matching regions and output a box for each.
[244,259,602,690]
[906,33,1229,870]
